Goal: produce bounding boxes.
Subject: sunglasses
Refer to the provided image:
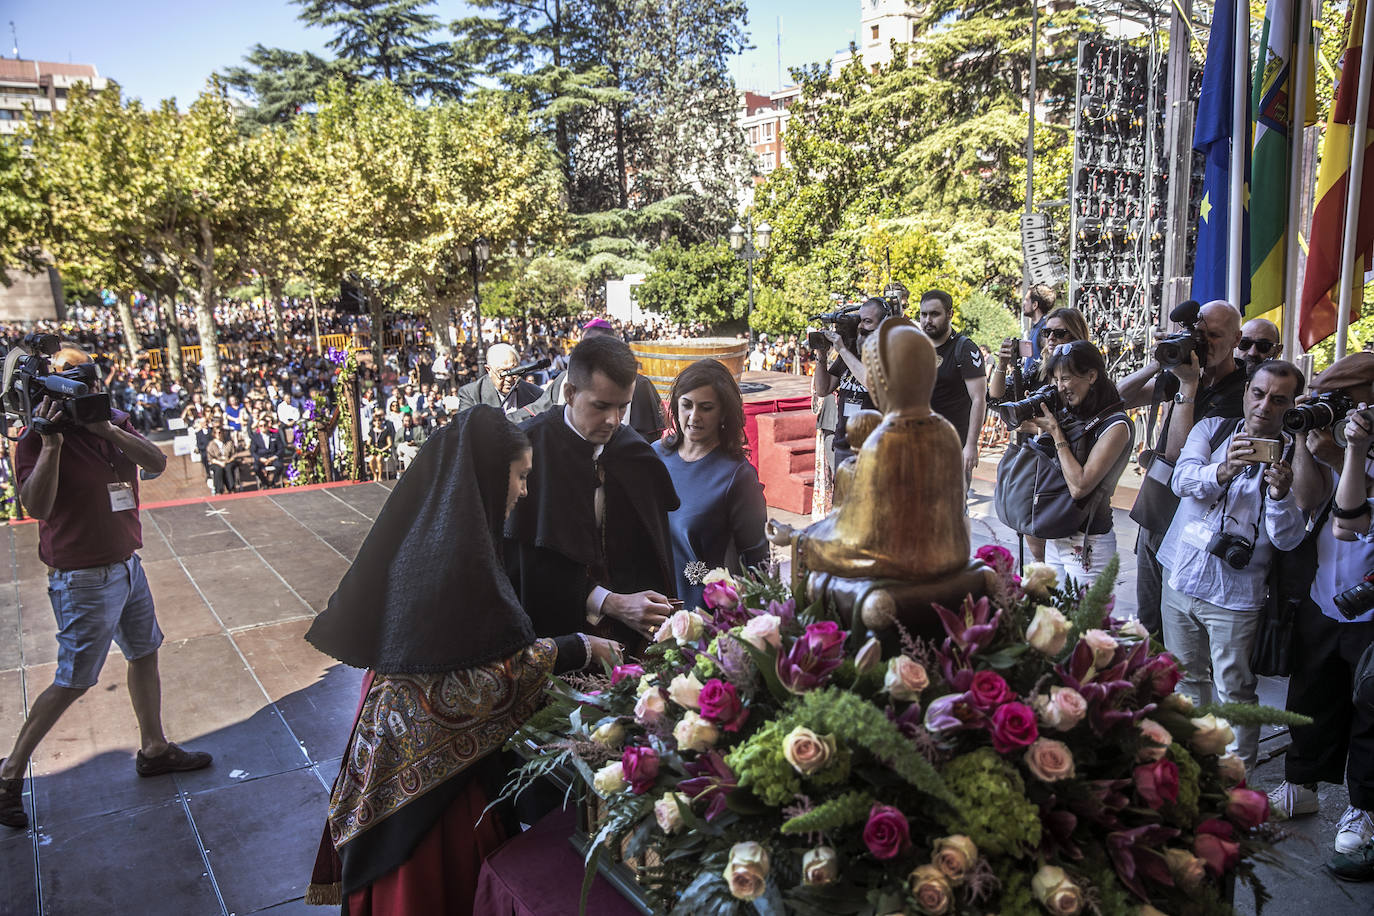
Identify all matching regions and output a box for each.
[1237,338,1276,353]
[1042,327,1073,341]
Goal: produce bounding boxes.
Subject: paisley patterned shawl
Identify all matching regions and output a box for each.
[327,638,556,850]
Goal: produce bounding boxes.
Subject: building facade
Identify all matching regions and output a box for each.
[0,58,108,135]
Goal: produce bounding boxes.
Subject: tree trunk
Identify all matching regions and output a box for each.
[266,277,286,348]
[369,290,385,373]
[195,216,222,398]
[165,307,183,384]
[613,102,629,208]
[425,281,453,366]
[115,294,143,363]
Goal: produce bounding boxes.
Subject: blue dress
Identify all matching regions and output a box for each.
[652,441,769,611]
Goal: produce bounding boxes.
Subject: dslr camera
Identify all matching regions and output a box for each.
[996,384,1061,429]
[1283,391,1358,445]
[1,333,112,437]
[1334,569,1374,620]
[1206,530,1254,570]
[1153,300,1208,370]
[806,303,861,355]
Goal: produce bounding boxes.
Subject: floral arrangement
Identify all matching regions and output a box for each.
[507,547,1308,916]
[284,347,356,486]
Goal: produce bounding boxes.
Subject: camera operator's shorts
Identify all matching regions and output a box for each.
[47,554,163,689]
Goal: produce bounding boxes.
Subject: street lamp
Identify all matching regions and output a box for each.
[456,236,492,370]
[728,217,771,347]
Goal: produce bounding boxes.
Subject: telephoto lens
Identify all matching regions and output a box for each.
[996,386,1061,429]
[1334,572,1374,620]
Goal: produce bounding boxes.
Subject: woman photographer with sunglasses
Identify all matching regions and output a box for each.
[1027,340,1135,580]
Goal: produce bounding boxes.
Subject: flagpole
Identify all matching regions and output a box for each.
[1335,0,1374,361]
[1228,0,1250,308]
[1283,0,1313,359]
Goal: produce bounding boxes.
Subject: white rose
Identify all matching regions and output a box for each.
[1022,562,1058,598]
[1033,686,1087,732]
[592,761,626,796]
[653,792,688,834]
[1026,605,1071,656]
[590,721,626,748]
[667,672,704,709]
[723,841,770,900]
[802,846,839,886]
[634,690,667,725]
[673,710,720,752]
[884,656,930,702]
[1162,692,1194,713]
[1119,618,1150,639]
[738,614,782,651]
[1188,714,1235,756]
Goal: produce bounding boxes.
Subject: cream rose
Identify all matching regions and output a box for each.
[634,690,667,725]
[667,672,704,709]
[673,710,720,752]
[1024,737,1076,782]
[907,864,952,915]
[782,726,836,775]
[801,846,839,886]
[653,792,687,834]
[1082,628,1118,667]
[636,674,657,697]
[590,720,626,748]
[1032,865,1084,916]
[1022,562,1059,598]
[592,761,626,795]
[884,656,930,702]
[1026,604,1072,655]
[1216,752,1247,786]
[854,636,883,675]
[1189,714,1235,756]
[931,835,978,885]
[702,568,737,587]
[1033,686,1087,732]
[1161,692,1194,713]
[1119,618,1150,639]
[738,613,782,651]
[1136,718,1172,762]
[723,841,770,900]
[1163,848,1207,891]
[663,609,707,646]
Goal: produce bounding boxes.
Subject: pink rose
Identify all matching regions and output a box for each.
[610,663,644,686]
[1134,758,1180,809]
[862,803,911,860]
[1023,737,1076,782]
[1225,787,1270,829]
[1081,628,1118,667]
[634,689,667,725]
[1136,718,1172,762]
[1033,687,1087,732]
[975,544,1016,575]
[1140,652,1184,697]
[782,727,837,775]
[931,834,978,885]
[989,702,1039,753]
[907,863,952,915]
[703,579,740,611]
[621,745,660,795]
[697,678,748,732]
[1194,819,1240,875]
[884,655,930,702]
[738,613,782,651]
[968,670,1012,710]
[722,841,770,900]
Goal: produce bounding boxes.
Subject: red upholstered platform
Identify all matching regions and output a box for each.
[751,405,815,515]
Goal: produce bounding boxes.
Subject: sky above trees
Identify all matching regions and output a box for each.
[6,0,855,107]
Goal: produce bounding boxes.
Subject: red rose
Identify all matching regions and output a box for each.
[968,671,1013,710]
[1224,787,1270,829]
[1194,819,1240,875]
[989,702,1039,753]
[697,679,749,732]
[862,803,911,860]
[1133,758,1180,809]
[621,745,660,795]
[1142,653,1183,697]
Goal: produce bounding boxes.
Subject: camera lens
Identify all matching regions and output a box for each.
[1334,577,1374,620]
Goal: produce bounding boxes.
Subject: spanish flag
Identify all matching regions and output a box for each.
[1299,0,1374,349]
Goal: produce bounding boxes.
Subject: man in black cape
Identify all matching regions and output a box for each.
[505,334,680,647]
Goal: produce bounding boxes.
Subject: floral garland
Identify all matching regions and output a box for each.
[0,478,17,521]
[506,549,1308,916]
[285,347,357,486]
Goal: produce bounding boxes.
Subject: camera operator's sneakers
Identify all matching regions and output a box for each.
[1267,781,1319,818]
[0,759,26,829]
[1329,838,1374,881]
[1336,806,1374,854]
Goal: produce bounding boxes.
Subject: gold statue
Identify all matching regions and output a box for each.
[767,317,990,633]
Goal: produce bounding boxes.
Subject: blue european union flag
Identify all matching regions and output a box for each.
[1193,0,1251,308]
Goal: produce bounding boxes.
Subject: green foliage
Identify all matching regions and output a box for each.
[957,290,1021,353]
[635,240,747,326]
[941,748,1041,856]
[220,45,344,128]
[1166,742,1202,826]
[295,0,464,97]
[1193,702,1314,729]
[1071,554,1120,636]
[780,790,874,836]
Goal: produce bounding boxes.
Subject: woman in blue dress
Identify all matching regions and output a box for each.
[653,359,769,610]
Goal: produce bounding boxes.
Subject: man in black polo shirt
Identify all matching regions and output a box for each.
[918,289,987,483]
[1119,299,1246,636]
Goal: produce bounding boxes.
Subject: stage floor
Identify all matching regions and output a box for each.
[0,482,1364,914]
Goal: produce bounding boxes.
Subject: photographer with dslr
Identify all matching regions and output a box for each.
[0,344,211,831]
[1158,360,1307,771]
[1119,299,1247,638]
[1269,353,1374,865]
[813,297,890,467]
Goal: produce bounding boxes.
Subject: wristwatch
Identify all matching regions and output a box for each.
[1173,393,1195,405]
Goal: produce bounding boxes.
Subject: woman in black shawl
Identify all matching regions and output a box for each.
[305,405,619,914]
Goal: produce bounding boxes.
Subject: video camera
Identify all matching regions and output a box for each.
[1,333,112,437]
[1153,299,1208,370]
[996,384,1061,429]
[806,303,862,355]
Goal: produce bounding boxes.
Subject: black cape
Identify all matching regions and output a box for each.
[504,408,680,644]
[305,405,536,673]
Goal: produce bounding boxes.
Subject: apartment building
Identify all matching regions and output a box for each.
[0,58,109,135]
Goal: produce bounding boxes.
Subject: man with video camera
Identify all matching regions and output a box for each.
[1,344,211,831]
[813,297,891,468]
[1273,353,1374,867]
[1119,299,1247,637]
[1158,360,1307,771]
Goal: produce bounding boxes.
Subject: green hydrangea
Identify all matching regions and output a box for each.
[991,859,1040,916]
[942,748,1041,856]
[1165,743,1202,825]
[662,648,684,668]
[693,653,719,680]
[727,719,800,806]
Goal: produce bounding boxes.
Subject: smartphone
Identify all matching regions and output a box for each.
[1018,339,1034,359]
[1243,437,1283,464]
